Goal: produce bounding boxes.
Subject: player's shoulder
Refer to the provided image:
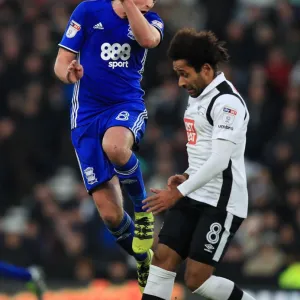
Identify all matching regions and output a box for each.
[211,95,246,124]
[211,93,248,124]
[213,81,246,109]
[215,93,244,107]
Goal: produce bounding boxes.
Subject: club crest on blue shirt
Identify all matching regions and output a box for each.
[84,167,98,185]
[66,20,81,38]
[127,26,135,40]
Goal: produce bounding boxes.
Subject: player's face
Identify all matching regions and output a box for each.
[173,60,212,98]
[133,0,156,13]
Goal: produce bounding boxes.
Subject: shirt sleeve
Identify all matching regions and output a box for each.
[144,12,164,40]
[184,167,193,176]
[177,139,234,197]
[211,95,247,144]
[58,2,87,54]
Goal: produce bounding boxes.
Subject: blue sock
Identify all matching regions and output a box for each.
[108,212,147,261]
[0,262,32,281]
[114,153,147,212]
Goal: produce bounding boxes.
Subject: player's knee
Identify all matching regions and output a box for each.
[152,250,164,266]
[103,142,130,165]
[98,207,123,227]
[152,251,172,271]
[184,267,211,292]
[152,248,178,272]
[102,127,133,165]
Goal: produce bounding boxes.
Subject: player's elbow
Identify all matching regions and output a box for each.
[220,161,230,172]
[219,157,231,172]
[53,56,61,77]
[54,64,63,81]
[53,61,59,77]
[138,37,158,49]
[53,57,66,81]
[212,153,230,173]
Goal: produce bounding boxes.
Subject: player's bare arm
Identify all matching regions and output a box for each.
[119,0,161,48]
[54,48,83,84]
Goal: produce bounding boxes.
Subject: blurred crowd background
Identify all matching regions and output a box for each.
[1,0,300,291]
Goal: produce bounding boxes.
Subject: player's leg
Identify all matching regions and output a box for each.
[102,126,147,212]
[103,108,153,254]
[91,176,148,259]
[72,121,147,261]
[0,261,32,281]
[185,205,255,300]
[26,267,47,299]
[185,259,255,300]
[142,198,198,299]
[92,177,154,292]
[72,121,151,292]
[142,244,180,300]
[0,263,46,297]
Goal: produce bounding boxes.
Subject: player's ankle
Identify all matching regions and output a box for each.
[136,252,148,262]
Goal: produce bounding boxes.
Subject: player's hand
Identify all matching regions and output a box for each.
[142,188,183,215]
[167,174,187,190]
[66,60,84,84]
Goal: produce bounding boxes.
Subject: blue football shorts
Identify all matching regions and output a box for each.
[71,103,148,193]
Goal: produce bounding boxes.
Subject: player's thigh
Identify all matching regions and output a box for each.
[71,121,116,196]
[189,205,244,268]
[158,198,201,262]
[105,104,148,150]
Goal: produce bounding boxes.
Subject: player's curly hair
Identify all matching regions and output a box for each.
[168,28,229,72]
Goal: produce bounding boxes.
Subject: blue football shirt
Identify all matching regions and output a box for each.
[59,0,164,129]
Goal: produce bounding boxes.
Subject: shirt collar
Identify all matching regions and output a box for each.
[199,72,226,99]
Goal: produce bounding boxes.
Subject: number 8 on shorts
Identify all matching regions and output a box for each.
[206,222,222,244]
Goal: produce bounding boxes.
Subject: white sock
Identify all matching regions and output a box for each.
[193,276,255,300]
[143,265,176,300]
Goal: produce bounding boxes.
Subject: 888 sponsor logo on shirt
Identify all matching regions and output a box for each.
[101,43,131,69]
